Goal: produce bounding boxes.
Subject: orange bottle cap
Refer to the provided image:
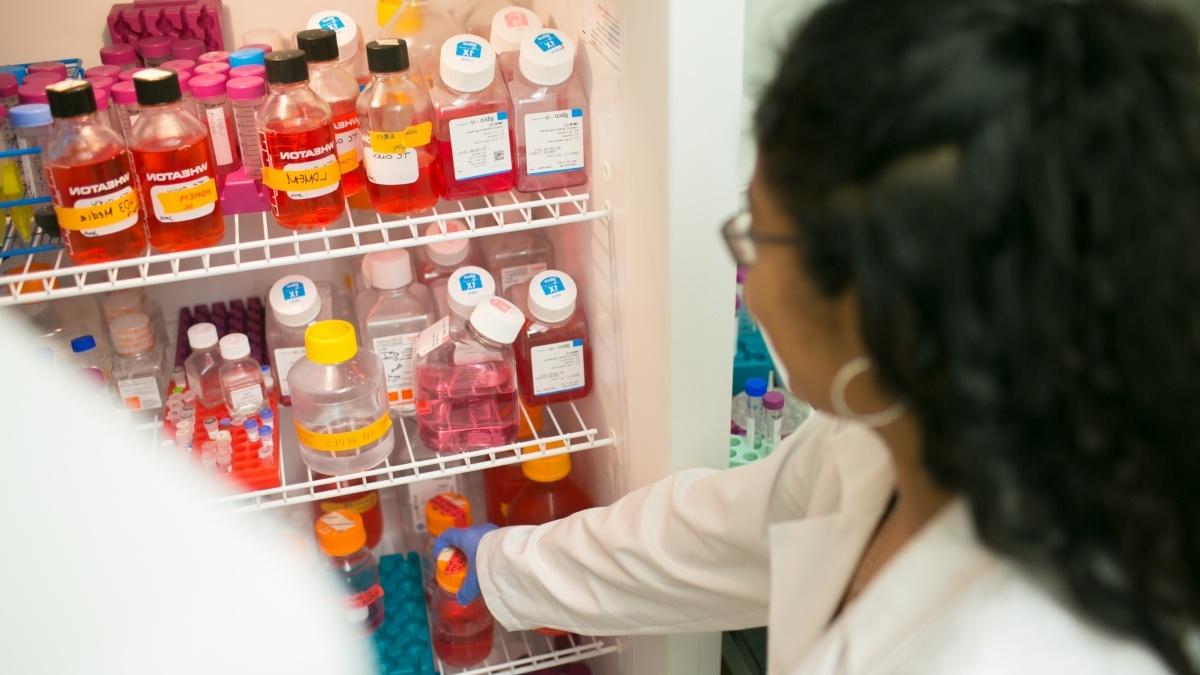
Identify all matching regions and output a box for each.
[436,546,468,594]
[425,493,472,537]
[521,440,570,482]
[315,508,367,557]
[3,263,57,297]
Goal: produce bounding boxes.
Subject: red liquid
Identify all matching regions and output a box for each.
[483,464,525,525]
[434,102,516,200]
[367,147,442,214]
[432,592,494,667]
[414,355,519,453]
[47,148,148,264]
[514,310,594,406]
[331,104,367,197]
[132,136,225,252]
[313,481,384,549]
[260,120,346,230]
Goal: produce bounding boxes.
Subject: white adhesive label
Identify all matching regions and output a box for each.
[500,263,548,295]
[205,107,235,166]
[364,148,418,186]
[229,382,264,411]
[75,186,139,238]
[407,476,464,536]
[373,333,420,410]
[524,109,585,176]
[530,339,586,396]
[117,375,163,410]
[284,154,339,200]
[448,111,512,181]
[149,175,217,223]
[414,316,451,358]
[273,346,307,397]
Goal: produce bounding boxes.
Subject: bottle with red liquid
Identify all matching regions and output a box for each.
[514,270,592,405]
[421,492,473,601]
[509,30,589,193]
[128,69,224,253]
[432,547,494,667]
[315,509,385,633]
[44,80,148,263]
[258,50,346,230]
[430,35,516,199]
[297,29,367,197]
[357,39,442,214]
[313,479,384,549]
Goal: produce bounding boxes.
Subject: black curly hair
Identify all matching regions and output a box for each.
[756,0,1200,671]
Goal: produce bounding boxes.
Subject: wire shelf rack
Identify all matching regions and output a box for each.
[439,630,618,675]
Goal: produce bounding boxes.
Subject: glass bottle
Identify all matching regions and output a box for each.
[431,547,494,667]
[184,322,224,408]
[481,229,554,299]
[189,74,241,178]
[109,312,166,417]
[421,492,473,601]
[218,333,266,417]
[509,30,589,193]
[514,270,592,405]
[266,274,335,405]
[315,509,385,633]
[297,29,367,197]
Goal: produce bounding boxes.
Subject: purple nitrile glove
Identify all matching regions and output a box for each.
[434,523,499,605]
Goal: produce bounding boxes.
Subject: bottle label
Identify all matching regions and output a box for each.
[524,109,585,176]
[117,375,163,411]
[364,147,418,186]
[55,185,140,237]
[500,262,548,295]
[407,476,463,536]
[319,491,380,514]
[530,338,586,396]
[273,346,307,397]
[369,123,432,154]
[414,316,451,358]
[204,107,236,166]
[448,111,512,181]
[296,412,392,453]
[148,167,218,224]
[261,139,341,199]
[332,110,362,175]
[229,382,264,412]
[373,332,420,409]
[346,583,384,610]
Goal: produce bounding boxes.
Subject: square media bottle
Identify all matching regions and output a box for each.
[508,30,589,193]
[481,229,554,300]
[514,270,592,405]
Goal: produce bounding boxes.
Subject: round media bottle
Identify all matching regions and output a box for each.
[431,547,494,667]
[315,509,385,633]
[297,29,367,197]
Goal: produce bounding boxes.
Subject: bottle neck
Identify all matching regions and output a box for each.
[372,71,409,82]
[268,80,311,94]
[376,284,411,296]
[139,100,186,114]
[465,321,507,350]
[56,112,103,129]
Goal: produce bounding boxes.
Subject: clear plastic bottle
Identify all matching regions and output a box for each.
[218,333,266,416]
[43,80,148,264]
[70,334,111,389]
[418,220,480,317]
[414,295,523,452]
[430,35,516,199]
[385,0,465,83]
[488,6,542,80]
[508,30,588,193]
[431,547,494,667]
[420,493,473,601]
[361,249,435,416]
[289,320,395,475]
[297,29,366,198]
[129,69,225,253]
[514,270,592,405]
[101,289,169,373]
[189,74,241,179]
[266,274,335,405]
[226,76,266,180]
[9,103,56,237]
[357,39,442,215]
[109,312,166,416]
[184,322,224,408]
[305,11,370,86]
[259,51,346,230]
[315,509,385,633]
[481,229,554,299]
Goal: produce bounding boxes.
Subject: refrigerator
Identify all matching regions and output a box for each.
[0,0,746,673]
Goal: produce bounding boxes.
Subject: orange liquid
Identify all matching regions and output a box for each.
[331,103,367,197]
[132,136,225,252]
[367,147,442,215]
[260,120,346,230]
[47,148,148,264]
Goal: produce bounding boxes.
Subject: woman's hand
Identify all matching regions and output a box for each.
[433,524,500,604]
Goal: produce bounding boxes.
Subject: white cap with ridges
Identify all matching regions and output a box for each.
[187,322,219,350]
[423,220,471,267]
[527,270,577,324]
[439,34,496,93]
[366,249,414,290]
[519,29,575,86]
[469,295,525,345]
[447,266,496,318]
[490,7,542,54]
[219,333,251,360]
[270,275,322,328]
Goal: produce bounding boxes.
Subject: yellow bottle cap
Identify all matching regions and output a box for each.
[436,546,468,594]
[425,493,473,537]
[376,0,401,27]
[521,440,570,483]
[305,319,358,365]
[315,508,367,557]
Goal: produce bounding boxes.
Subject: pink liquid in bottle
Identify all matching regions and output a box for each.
[431,547,494,667]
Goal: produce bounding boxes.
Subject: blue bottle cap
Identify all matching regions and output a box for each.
[259,408,274,421]
[219,416,232,427]
[70,334,97,353]
[243,419,257,430]
[229,47,266,68]
[259,424,272,436]
[10,103,52,128]
[745,377,768,397]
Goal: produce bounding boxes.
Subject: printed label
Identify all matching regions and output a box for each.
[150,176,218,222]
[205,107,235,166]
[117,376,163,410]
[262,145,341,199]
[407,476,463,535]
[320,491,380,514]
[296,413,392,453]
[530,338,586,396]
[368,123,432,154]
[318,15,346,31]
[229,382,264,412]
[56,186,140,235]
[273,346,307,397]
[534,32,565,53]
[455,40,483,58]
[333,111,362,175]
[372,332,420,409]
[524,109,585,176]
[448,112,512,181]
[364,148,418,186]
[347,583,384,610]
[500,262,548,294]
[414,316,451,358]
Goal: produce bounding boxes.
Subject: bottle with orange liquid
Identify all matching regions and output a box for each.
[483,403,544,524]
[128,69,224,252]
[297,29,367,197]
[421,492,473,601]
[313,478,384,549]
[44,80,147,263]
[431,547,494,667]
[258,50,345,230]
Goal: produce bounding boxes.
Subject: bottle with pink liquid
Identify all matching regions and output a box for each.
[509,29,588,193]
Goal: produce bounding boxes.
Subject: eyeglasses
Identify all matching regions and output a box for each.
[720,210,806,268]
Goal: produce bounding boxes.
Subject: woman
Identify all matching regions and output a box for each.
[440,0,1200,672]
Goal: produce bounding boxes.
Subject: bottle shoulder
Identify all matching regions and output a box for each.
[45,119,127,167]
[129,106,208,151]
[258,87,333,128]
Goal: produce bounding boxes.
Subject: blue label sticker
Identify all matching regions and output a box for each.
[534,32,565,53]
[459,273,482,291]
[496,111,508,121]
[572,339,584,347]
[455,41,482,59]
[318,16,346,31]
[571,108,583,117]
[540,276,565,295]
[281,281,306,300]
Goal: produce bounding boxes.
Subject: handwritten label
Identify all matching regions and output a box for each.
[296,413,392,453]
[262,155,341,195]
[152,176,218,220]
[368,122,433,154]
[56,188,140,232]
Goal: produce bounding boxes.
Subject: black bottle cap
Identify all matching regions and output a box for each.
[296,29,340,63]
[265,50,310,85]
[34,206,59,238]
[45,79,96,119]
[133,68,182,106]
[366,39,409,73]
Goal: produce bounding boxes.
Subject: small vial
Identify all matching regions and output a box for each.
[171,39,206,62]
[198,51,232,65]
[216,445,233,473]
[745,377,767,449]
[258,426,275,464]
[181,391,197,406]
[229,65,266,80]
[229,48,266,69]
[171,366,187,394]
[201,440,217,456]
[100,44,140,71]
[189,74,241,178]
[110,81,139,144]
[244,419,261,442]
[86,65,123,80]
[219,416,232,429]
[161,59,197,77]
[203,415,219,438]
[139,36,173,67]
[194,62,231,78]
[227,77,266,180]
[260,364,274,392]
[763,391,785,450]
[259,408,274,428]
[200,450,217,470]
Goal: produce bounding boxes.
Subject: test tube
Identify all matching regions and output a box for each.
[260,364,274,391]
[244,419,260,443]
[763,392,785,451]
[258,408,274,427]
[745,377,767,449]
[219,416,232,429]
[258,425,275,465]
[226,76,265,179]
[172,366,187,393]
[203,415,219,438]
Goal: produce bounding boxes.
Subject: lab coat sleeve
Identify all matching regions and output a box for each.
[477,414,853,635]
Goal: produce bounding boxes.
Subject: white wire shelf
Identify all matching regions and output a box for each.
[1,188,601,306]
[440,630,618,675]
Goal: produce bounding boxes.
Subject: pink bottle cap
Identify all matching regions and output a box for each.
[100,44,138,67]
[85,64,123,79]
[0,106,7,122]
[17,84,48,105]
[28,61,68,77]
[138,36,172,59]
[86,76,115,93]
[160,59,196,75]
[93,86,110,112]
[118,68,150,82]
[225,76,266,101]
[111,80,138,105]
[189,73,227,98]
[240,42,274,54]
[228,64,266,80]
[176,71,192,95]
[171,38,206,61]
[194,62,231,77]
[198,51,231,64]
[0,73,17,98]
[24,72,64,87]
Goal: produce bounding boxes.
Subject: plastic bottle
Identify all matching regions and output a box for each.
[488,6,542,80]
[305,11,369,86]
[514,270,592,405]
[100,44,140,71]
[218,333,266,417]
[70,334,111,388]
[109,312,166,415]
[313,479,384,549]
[481,229,554,299]
[508,30,589,193]
[138,36,173,67]
[315,509,386,633]
[9,104,56,238]
[421,493,472,600]
[43,80,148,264]
[184,322,224,408]
[0,72,18,109]
[357,39,442,214]
[229,48,267,69]
[360,249,435,416]
[289,320,395,475]
[414,295,523,453]
[128,69,224,253]
[189,74,241,179]
[764,391,785,450]
[227,76,266,180]
[296,29,366,197]
[267,274,335,405]
[418,220,479,316]
[258,51,345,229]
[384,0,464,83]
[430,35,516,199]
[431,547,494,667]
[744,377,767,449]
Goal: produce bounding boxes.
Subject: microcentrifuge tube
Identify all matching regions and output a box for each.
[260,364,274,391]
[219,416,232,429]
[203,415,219,438]
[244,419,260,443]
[200,450,217,470]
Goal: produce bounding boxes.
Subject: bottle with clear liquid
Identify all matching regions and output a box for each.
[418,220,481,317]
[361,249,435,416]
[385,0,464,83]
[481,229,554,300]
[289,320,395,475]
[266,274,336,405]
[101,289,170,375]
[315,509,385,633]
[184,322,224,408]
[421,493,472,602]
[509,30,589,193]
[514,270,592,405]
[227,76,266,180]
[218,333,266,417]
[109,312,166,416]
[431,547,494,667]
[297,29,367,197]
[70,334,111,390]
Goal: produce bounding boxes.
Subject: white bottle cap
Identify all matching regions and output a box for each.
[270,275,322,328]
[306,11,360,57]
[367,249,414,290]
[519,29,575,87]
[423,220,471,267]
[527,270,577,324]
[187,322,219,350]
[219,333,251,360]
[447,266,496,318]
[490,7,542,54]
[439,34,496,93]
[469,296,525,345]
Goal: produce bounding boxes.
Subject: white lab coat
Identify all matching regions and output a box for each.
[478,413,1168,674]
